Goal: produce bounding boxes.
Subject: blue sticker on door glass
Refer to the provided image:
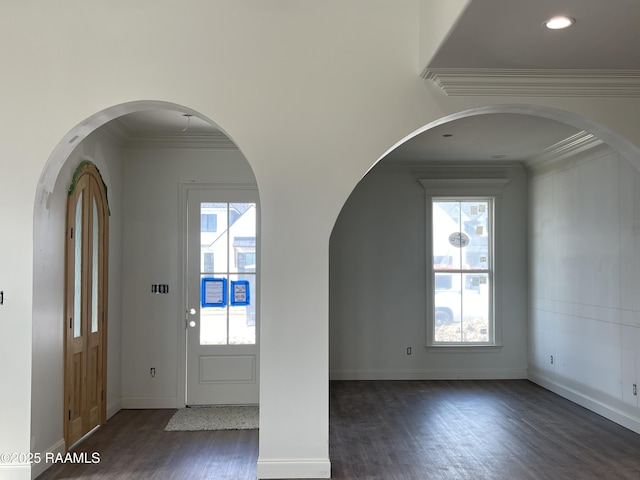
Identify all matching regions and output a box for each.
[230,280,250,306]
[201,277,227,307]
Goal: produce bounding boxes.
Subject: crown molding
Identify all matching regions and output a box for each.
[98,119,238,150]
[528,131,604,166]
[99,120,131,146]
[124,134,238,150]
[422,68,640,97]
[526,130,607,173]
[373,160,523,175]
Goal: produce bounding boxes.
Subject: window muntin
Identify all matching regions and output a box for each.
[432,198,493,345]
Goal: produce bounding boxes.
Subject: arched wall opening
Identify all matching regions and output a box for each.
[31,100,261,477]
[329,104,640,435]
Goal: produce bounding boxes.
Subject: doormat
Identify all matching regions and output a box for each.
[164,406,259,431]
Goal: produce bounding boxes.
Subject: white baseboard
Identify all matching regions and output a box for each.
[256,458,331,479]
[330,368,527,381]
[121,396,177,409]
[0,464,30,480]
[106,398,122,419]
[528,371,640,435]
[30,438,65,480]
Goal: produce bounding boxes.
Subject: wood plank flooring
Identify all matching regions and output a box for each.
[37,380,640,479]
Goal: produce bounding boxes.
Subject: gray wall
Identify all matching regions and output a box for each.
[330,163,529,379]
[528,144,640,433]
[121,145,256,408]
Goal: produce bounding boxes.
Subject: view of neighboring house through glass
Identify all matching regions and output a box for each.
[200,202,257,345]
[432,199,493,344]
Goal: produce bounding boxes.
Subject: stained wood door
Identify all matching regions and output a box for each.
[64,162,109,447]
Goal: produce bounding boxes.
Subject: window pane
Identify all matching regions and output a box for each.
[203,252,214,273]
[201,213,217,232]
[433,201,461,269]
[73,192,83,338]
[434,272,490,343]
[91,198,99,333]
[432,197,493,345]
[434,272,461,341]
[462,201,490,270]
[461,273,490,342]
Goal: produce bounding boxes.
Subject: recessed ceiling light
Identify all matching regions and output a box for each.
[543,16,575,30]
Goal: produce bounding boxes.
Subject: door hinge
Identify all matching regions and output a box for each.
[68,410,71,421]
[70,227,74,239]
[69,318,72,329]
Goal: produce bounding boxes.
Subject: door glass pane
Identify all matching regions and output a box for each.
[91,197,99,333]
[229,203,256,274]
[73,192,83,338]
[201,203,228,273]
[229,273,256,345]
[199,202,257,346]
[200,275,227,345]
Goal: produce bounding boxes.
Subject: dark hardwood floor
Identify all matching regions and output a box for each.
[37,380,640,479]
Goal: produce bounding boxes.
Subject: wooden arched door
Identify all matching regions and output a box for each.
[64,161,109,448]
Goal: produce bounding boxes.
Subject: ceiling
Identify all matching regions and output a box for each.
[116,110,221,136]
[382,0,637,165]
[429,0,640,70]
[381,114,582,164]
[112,0,636,166]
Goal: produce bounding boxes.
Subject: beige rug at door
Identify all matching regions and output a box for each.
[165,405,259,431]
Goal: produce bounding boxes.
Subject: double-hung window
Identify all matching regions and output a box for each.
[420,179,510,347]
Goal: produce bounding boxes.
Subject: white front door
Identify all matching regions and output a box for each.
[185,187,259,405]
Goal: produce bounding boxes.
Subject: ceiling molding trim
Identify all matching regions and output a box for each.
[99,121,131,145]
[125,134,239,150]
[373,160,522,174]
[526,131,605,170]
[423,68,640,97]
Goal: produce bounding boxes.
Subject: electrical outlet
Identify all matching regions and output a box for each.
[150,367,156,378]
[634,384,637,396]
[550,355,554,365]
[406,347,412,355]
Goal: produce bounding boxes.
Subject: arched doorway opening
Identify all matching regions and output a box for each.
[328,104,640,475]
[32,101,261,476]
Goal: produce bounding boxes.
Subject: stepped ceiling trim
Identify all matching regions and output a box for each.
[526,130,605,169]
[101,121,237,149]
[423,69,640,97]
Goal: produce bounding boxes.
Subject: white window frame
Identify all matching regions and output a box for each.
[419,178,510,349]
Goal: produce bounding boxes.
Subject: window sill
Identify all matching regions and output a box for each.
[425,344,503,353]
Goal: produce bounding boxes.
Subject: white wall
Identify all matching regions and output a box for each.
[528,144,640,433]
[31,127,123,479]
[330,163,528,379]
[121,145,256,408]
[3,2,640,479]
